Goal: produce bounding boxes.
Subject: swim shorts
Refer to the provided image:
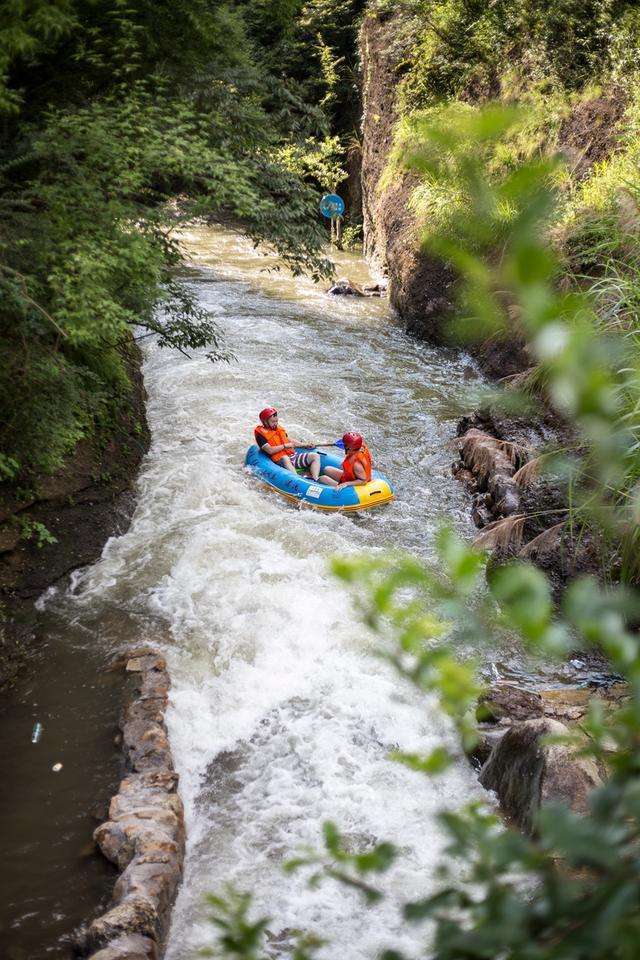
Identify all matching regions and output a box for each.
[289,450,316,471]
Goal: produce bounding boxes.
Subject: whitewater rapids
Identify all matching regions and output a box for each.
[66,227,485,958]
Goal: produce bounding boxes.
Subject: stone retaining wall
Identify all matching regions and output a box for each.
[74,646,184,960]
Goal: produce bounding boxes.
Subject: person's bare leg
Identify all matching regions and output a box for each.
[307,452,321,480]
[279,456,296,472]
[318,465,341,486]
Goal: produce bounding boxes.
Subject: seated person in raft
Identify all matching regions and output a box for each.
[318,432,373,490]
[254,410,373,490]
[254,407,322,479]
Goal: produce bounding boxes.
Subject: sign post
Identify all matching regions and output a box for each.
[319,193,345,248]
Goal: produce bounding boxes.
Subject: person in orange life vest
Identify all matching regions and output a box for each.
[318,432,372,489]
[254,408,322,480]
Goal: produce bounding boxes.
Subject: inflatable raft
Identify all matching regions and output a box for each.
[244,445,394,512]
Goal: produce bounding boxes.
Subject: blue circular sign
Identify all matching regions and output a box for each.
[319,193,345,218]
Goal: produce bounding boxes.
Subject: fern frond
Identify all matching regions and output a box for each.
[512,455,545,486]
[518,522,566,559]
[473,514,526,552]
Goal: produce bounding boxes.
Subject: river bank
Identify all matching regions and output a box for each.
[0,339,150,692]
[358,6,630,590]
[0,339,154,959]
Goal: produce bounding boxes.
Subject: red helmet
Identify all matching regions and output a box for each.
[342,432,363,450]
[259,407,277,424]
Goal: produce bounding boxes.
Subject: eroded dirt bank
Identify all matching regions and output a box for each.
[359,8,622,579]
[359,8,530,378]
[0,339,150,691]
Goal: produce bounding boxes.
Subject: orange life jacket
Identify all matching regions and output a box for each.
[341,443,372,483]
[254,424,294,463]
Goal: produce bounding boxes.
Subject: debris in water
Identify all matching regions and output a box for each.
[52,763,63,772]
[31,722,43,744]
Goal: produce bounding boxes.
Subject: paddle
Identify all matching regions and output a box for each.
[296,439,344,449]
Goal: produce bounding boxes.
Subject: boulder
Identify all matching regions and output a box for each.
[487,471,521,518]
[327,277,365,296]
[79,898,160,954]
[471,492,493,528]
[451,461,478,493]
[362,281,387,296]
[92,942,154,960]
[478,683,544,723]
[479,717,602,835]
[467,726,506,768]
[455,427,523,523]
[82,933,157,960]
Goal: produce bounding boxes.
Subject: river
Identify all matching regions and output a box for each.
[6,227,487,958]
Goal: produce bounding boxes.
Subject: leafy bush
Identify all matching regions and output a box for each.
[1,1,341,481]
[397,0,640,114]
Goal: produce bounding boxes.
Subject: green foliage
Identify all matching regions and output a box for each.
[200,889,270,960]
[284,821,398,904]
[203,105,640,960]
[200,888,323,960]
[18,518,57,548]
[1,0,345,482]
[275,136,346,192]
[340,222,363,249]
[397,0,640,114]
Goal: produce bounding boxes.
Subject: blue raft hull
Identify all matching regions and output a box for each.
[244,446,395,512]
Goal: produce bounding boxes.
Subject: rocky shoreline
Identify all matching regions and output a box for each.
[74,647,184,960]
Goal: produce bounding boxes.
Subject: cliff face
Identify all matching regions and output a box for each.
[359,10,633,381]
[360,10,456,340]
[359,10,529,377]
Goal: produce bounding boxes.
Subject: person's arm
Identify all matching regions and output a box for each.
[256,433,294,457]
[337,462,368,488]
[261,440,293,456]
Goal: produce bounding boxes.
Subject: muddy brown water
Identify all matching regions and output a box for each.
[0,610,122,959]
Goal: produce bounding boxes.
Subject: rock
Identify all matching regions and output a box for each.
[0,523,20,554]
[79,898,160,954]
[85,934,157,960]
[362,281,387,296]
[460,429,516,487]
[452,462,478,493]
[471,493,493,528]
[478,683,544,722]
[125,654,167,673]
[81,647,184,959]
[487,472,521,518]
[479,718,603,835]
[327,277,365,296]
[539,684,628,723]
[107,647,161,671]
[467,726,506,768]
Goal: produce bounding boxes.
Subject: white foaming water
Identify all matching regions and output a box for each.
[64,228,485,958]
